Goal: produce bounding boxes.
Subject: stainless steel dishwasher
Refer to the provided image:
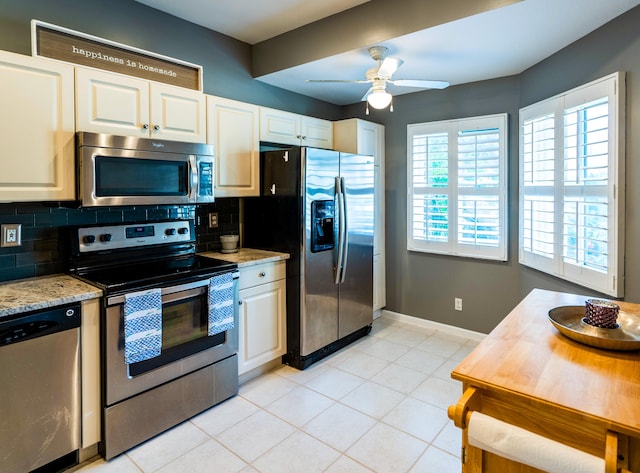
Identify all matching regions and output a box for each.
[0,303,81,473]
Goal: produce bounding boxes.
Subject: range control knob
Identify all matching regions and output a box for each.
[100,233,112,242]
[165,228,177,236]
[177,227,189,235]
[83,235,96,244]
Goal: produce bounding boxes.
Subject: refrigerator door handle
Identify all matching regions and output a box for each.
[335,176,345,285]
[340,177,349,283]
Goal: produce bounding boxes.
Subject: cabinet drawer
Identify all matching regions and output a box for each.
[239,260,286,289]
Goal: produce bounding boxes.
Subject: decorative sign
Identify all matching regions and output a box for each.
[31,20,202,91]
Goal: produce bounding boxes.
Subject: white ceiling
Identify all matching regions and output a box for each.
[135,0,640,105]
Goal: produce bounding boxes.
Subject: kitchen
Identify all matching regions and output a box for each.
[1,0,640,472]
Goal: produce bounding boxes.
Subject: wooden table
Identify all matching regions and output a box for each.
[449,289,640,473]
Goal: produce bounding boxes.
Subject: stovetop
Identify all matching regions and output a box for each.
[68,220,237,294]
[73,254,237,294]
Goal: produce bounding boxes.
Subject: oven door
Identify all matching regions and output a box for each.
[104,272,239,406]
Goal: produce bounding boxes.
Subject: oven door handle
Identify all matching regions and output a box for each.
[106,271,239,306]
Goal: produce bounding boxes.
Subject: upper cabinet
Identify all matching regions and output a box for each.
[260,107,333,148]
[0,51,75,202]
[207,96,260,197]
[333,118,383,160]
[76,67,206,143]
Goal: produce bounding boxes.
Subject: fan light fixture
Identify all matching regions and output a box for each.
[367,89,392,109]
[306,45,449,114]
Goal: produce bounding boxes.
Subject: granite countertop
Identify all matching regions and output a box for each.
[0,274,102,318]
[199,248,290,268]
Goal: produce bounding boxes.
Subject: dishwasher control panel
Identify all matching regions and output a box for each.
[0,304,80,346]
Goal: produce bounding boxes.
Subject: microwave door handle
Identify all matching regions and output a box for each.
[188,156,198,200]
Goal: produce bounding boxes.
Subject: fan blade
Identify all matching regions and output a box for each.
[361,88,373,102]
[391,79,449,89]
[306,79,371,83]
[377,57,403,78]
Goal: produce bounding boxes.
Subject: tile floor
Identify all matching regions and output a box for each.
[76,315,480,473]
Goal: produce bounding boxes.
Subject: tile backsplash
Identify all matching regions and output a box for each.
[0,199,239,282]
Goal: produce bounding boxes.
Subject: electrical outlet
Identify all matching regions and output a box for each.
[208,212,218,228]
[455,297,463,311]
[1,224,22,248]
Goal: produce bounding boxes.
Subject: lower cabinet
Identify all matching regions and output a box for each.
[237,261,287,375]
[81,298,101,450]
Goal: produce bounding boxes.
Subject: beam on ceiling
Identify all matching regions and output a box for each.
[251,0,522,77]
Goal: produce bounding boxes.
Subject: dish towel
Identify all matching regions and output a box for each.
[123,288,162,364]
[208,272,235,336]
[467,411,604,473]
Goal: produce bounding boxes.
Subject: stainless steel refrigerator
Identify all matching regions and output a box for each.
[244,146,374,369]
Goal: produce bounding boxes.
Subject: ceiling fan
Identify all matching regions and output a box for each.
[306,45,449,111]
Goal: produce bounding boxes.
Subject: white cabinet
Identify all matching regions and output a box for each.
[76,67,206,143]
[373,254,386,312]
[81,298,101,448]
[207,96,260,197]
[334,118,386,310]
[260,107,333,148]
[0,50,75,202]
[238,260,287,375]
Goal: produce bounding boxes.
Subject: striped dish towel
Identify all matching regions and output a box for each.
[124,288,162,364]
[208,272,234,336]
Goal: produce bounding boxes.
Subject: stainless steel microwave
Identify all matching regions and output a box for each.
[77,132,214,207]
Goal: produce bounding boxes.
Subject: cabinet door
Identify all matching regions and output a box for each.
[0,51,75,202]
[207,96,259,196]
[81,298,101,447]
[301,116,333,149]
[333,118,378,155]
[356,120,379,157]
[76,67,150,137]
[150,83,206,143]
[238,279,286,375]
[259,107,301,146]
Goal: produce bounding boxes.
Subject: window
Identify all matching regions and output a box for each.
[407,114,508,261]
[519,72,625,297]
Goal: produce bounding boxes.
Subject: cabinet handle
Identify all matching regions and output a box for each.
[238,300,243,305]
[142,124,149,130]
[259,271,266,277]
[153,125,160,131]
[301,136,307,140]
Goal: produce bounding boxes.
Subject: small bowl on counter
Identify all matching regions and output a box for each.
[220,235,239,253]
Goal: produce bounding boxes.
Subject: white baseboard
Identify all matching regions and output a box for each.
[379,309,486,342]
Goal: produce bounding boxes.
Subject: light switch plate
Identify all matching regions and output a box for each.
[1,224,22,247]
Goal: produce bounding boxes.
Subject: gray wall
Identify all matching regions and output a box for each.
[344,6,640,333]
[0,0,342,119]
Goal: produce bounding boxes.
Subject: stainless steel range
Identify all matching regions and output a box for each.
[69,220,239,460]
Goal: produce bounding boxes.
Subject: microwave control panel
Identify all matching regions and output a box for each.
[198,161,213,198]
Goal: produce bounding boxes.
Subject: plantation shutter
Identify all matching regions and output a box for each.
[519,72,624,296]
[408,114,507,261]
